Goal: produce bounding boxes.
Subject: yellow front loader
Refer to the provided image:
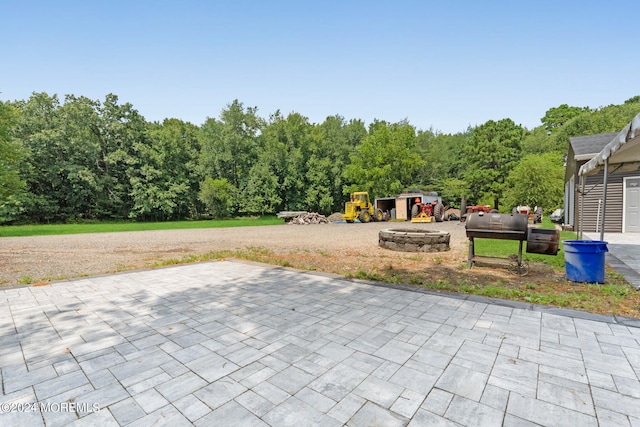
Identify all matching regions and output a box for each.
[343,192,383,223]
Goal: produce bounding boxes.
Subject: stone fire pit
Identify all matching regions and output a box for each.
[379,228,450,252]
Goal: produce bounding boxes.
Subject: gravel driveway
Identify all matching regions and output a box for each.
[0,221,469,287]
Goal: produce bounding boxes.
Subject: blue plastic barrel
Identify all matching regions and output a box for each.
[563,240,608,283]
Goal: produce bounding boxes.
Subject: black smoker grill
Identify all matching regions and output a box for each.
[466,212,559,273]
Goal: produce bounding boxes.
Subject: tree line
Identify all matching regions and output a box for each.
[1,92,639,224]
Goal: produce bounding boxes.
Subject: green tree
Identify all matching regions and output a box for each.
[12,92,70,222]
[199,177,237,218]
[240,117,285,215]
[413,128,472,202]
[438,178,470,209]
[520,126,562,155]
[273,112,311,211]
[503,152,564,212]
[343,121,424,199]
[129,119,200,220]
[463,118,526,209]
[550,101,640,150]
[304,155,335,214]
[243,161,282,214]
[11,93,148,222]
[241,111,314,213]
[198,100,262,191]
[308,116,366,213]
[93,94,148,219]
[0,100,25,222]
[54,95,104,219]
[541,104,590,133]
[413,128,440,188]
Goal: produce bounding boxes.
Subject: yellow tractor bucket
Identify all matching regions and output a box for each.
[411,212,434,223]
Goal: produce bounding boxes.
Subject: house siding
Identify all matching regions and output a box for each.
[574,169,640,233]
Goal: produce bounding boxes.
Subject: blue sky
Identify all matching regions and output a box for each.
[1,0,638,133]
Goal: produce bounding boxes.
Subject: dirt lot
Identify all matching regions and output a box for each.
[0,220,537,286]
[3,219,640,316]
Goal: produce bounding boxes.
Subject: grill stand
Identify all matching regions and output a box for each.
[467,237,528,275]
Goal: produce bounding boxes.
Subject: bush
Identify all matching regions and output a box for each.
[198,178,237,219]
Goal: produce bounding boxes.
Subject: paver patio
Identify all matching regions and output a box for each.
[1,260,639,426]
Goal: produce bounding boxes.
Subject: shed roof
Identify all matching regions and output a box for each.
[569,132,619,160]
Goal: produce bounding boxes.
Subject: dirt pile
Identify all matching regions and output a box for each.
[327,212,344,222]
[445,208,461,220]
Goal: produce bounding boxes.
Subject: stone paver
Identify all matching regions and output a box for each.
[1,259,639,426]
[585,232,640,290]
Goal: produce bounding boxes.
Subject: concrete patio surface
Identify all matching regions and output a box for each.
[584,233,640,290]
[1,260,640,426]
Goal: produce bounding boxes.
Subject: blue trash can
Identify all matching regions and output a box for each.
[563,240,608,283]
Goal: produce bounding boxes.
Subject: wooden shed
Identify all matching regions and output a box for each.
[374,192,442,221]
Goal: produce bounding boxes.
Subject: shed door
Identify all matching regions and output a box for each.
[395,198,407,220]
[625,178,640,232]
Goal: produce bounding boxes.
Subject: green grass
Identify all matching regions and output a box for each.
[18,275,35,285]
[538,216,559,229]
[0,216,284,237]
